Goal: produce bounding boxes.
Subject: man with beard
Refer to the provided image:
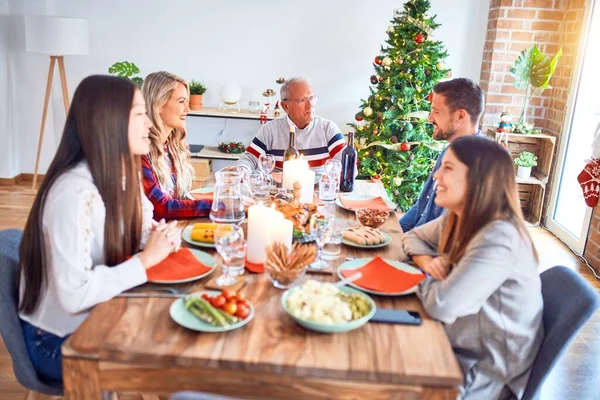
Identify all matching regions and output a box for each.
[399,78,485,233]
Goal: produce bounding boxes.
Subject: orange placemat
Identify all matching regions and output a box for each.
[245,259,264,273]
[146,248,212,282]
[340,196,394,211]
[340,256,425,293]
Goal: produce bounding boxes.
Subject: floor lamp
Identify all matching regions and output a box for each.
[25,15,89,190]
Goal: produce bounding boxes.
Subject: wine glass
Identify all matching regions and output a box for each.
[247,171,264,198]
[258,154,276,188]
[214,224,247,287]
[309,213,334,270]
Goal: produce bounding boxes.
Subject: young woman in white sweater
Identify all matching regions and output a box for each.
[18,75,181,383]
[402,136,544,400]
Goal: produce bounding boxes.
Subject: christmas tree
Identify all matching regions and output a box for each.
[349,0,451,211]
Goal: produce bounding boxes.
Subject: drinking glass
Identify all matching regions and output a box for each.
[309,213,334,270]
[318,172,337,216]
[214,224,247,287]
[324,159,342,189]
[258,154,276,188]
[247,171,264,198]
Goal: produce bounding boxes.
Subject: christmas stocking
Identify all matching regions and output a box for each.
[578,159,600,207]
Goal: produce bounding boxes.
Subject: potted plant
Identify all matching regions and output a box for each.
[510,45,562,125]
[108,61,144,87]
[189,80,207,110]
[514,151,538,179]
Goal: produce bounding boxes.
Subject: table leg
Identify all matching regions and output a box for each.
[63,358,101,399]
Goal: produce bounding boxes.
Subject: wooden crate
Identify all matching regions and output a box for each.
[486,129,556,225]
[190,158,212,190]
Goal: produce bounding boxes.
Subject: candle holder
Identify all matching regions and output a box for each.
[264,242,317,289]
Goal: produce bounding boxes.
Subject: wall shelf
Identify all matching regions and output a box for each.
[187,107,277,121]
[486,129,557,225]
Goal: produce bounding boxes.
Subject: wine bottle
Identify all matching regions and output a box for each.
[283,126,300,161]
[340,132,356,192]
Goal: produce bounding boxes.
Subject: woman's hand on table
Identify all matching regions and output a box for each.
[421,256,451,280]
[140,220,181,269]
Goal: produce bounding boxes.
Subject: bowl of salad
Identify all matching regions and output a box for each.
[281,280,376,333]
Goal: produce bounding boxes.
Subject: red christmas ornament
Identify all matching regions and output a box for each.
[396,58,403,65]
[378,76,384,83]
[355,113,363,122]
[447,70,453,78]
[374,57,382,65]
[578,159,600,207]
[414,33,426,44]
[400,142,411,152]
[373,129,379,136]
[370,75,378,84]
[427,92,434,102]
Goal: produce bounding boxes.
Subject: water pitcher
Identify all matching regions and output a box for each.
[210,166,245,224]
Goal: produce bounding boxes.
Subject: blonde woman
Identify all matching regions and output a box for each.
[141,71,212,220]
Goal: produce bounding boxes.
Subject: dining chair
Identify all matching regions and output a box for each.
[0,229,64,397]
[521,265,600,400]
[170,391,242,400]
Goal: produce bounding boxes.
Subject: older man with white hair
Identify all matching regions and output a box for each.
[236,77,347,173]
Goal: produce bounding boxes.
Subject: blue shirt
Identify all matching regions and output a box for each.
[399,131,484,233]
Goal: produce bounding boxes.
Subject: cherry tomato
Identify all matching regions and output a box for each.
[222,290,236,301]
[228,298,238,304]
[201,293,211,301]
[235,292,245,302]
[235,304,250,319]
[223,302,237,315]
[212,295,226,308]
[237,299,250,308]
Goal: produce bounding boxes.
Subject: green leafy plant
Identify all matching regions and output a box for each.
[514,151,538,168]
[189,80,207,95]
[108,61,144,87]
[510,45,562,123]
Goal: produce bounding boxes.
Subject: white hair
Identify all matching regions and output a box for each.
[280,77,311,100]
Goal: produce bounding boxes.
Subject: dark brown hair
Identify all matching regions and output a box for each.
[19,75,143,314]
[433,78,485,126]
[438,136,538,264]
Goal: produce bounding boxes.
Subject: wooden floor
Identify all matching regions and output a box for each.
[0,182,599,400]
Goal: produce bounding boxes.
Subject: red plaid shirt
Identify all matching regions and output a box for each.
[141,155,212,220]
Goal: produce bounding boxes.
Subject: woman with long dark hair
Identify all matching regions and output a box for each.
[18,75,180,382]
[402,136,543,399]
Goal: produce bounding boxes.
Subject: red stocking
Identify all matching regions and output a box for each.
[578,159,600,207]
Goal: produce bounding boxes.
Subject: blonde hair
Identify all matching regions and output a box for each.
[142,71,194,198]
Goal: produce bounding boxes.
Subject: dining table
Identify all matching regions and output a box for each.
[61,180,463,399]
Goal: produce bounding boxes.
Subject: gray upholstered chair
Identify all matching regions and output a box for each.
[522,265,600,400]
[0,229,63,396]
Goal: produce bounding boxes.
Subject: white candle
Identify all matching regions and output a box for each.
[247,203,280,264]
[282,158,309,190]
[269,217,293,251]
[300,170,315,204]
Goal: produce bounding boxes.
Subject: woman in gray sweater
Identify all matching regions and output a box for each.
[402,136,543,400]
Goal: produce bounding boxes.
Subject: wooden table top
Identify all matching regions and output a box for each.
[63,197,462,390]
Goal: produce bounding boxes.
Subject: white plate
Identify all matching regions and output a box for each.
[148,248,216,284]
[337,257,422,296]
[190,186,214,194]
[170,291,254,333]
[335,194,396,212]
[182,226,216,249]
[341,231,392,249]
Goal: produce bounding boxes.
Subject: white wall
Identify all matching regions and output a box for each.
[3,0,490,177]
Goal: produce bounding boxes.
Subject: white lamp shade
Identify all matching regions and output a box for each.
[220,83,242,105]
[25,15,89,55]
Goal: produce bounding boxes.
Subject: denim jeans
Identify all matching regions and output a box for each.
[21,320,68,382]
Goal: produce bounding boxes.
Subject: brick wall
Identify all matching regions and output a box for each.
[480,0,597,273]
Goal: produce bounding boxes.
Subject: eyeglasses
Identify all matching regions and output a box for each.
[283,95,319,105]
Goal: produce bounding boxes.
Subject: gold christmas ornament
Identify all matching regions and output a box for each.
[363,106,373,117]
[436,62,445,70]
[382,57,392,67]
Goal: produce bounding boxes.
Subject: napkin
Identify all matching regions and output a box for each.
[245,259,264,273]
[340,196,394,211]
[146,248,212,282]
[341,256,425,293]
